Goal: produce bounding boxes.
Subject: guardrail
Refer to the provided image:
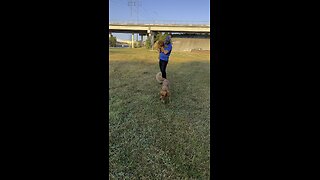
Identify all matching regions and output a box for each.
[109,20,210,26]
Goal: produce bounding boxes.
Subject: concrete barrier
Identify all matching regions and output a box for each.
[171,37,210,51]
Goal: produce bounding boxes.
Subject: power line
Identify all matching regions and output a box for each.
[111,0,160,23]
[110,0,122,5]
[140,6,158,21]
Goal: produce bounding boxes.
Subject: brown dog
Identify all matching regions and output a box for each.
[160,79,170,103]
[156,40,165,52]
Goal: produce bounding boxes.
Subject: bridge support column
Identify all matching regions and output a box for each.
[140,34,143,46]
[147,30,155,49]
[151,32,154,50]
[131,33,134,48]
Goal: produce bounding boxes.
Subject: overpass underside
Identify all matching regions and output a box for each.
[109,24,210,49]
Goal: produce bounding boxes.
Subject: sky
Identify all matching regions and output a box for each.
[109,0,210,40]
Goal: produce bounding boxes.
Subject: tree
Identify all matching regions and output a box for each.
[109,36,117,47]
[154,32,162,42]
[145,37,151,49]
[145,33,170,49]
[155,32,167,42]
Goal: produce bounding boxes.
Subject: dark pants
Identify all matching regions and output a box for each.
[159,60,168,79]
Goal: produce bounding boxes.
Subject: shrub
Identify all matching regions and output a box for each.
[134,41,141,48]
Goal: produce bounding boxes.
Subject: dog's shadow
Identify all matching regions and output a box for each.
[160,97,171,104]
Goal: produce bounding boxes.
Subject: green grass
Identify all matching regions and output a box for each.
[109,48,210,179]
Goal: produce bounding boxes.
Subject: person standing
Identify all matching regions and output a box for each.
[159,35,172,80]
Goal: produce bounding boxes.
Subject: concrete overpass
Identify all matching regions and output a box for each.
[109,23,210,48]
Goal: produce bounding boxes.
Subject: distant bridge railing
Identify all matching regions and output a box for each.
[109,20,210,26]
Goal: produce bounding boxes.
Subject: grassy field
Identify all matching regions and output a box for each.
[109,48,210,179]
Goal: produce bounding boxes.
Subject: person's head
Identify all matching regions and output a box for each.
[164,35,171,45]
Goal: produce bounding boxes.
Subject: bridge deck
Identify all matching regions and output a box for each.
[109,23,210,33]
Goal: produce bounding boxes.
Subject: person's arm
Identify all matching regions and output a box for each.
[160,46,170,54]
[160,47,164,53]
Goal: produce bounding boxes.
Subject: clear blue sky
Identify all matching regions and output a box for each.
[109,0,210,40]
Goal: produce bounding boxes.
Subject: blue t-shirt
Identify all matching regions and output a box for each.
[159,43,172,61]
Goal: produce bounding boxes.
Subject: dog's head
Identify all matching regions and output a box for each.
[158,40,164,48]
[160,89,169,102]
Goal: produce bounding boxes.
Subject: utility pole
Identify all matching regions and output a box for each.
[128,0,136,44]
[137,0,141,24]
[128,0,142,45]
[128,0,141,23]
[136,1,141,42]
[128,0,135,17]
